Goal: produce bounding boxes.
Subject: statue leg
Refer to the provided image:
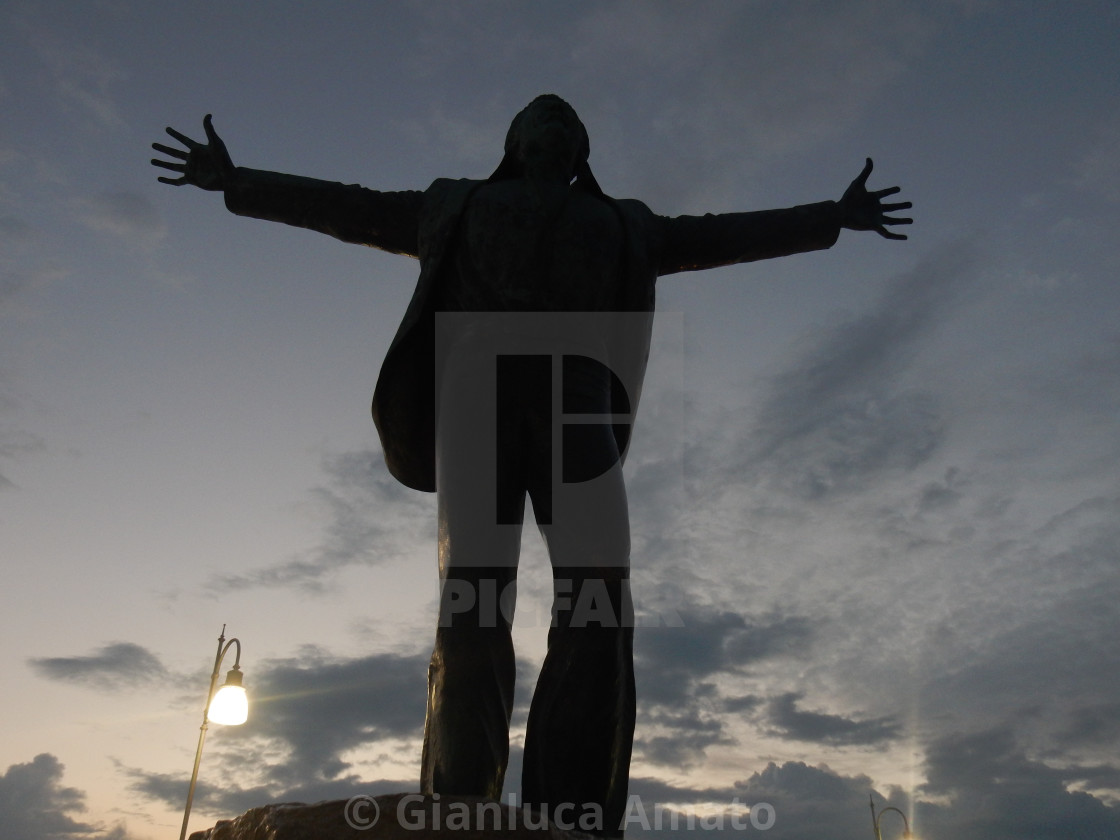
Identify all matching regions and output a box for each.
[421,350,528,799]
[421,566,518,799]
[521,364,635,838]
[522,567,635,837]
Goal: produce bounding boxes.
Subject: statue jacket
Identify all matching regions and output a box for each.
[223,168,842,492]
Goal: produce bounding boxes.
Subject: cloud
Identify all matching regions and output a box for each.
[28,642,169,691]
[212,649,427,789]
[617,762,890,840]
[125,760,413,826]
[1072,114,1120,203]
[17,10,125,129]
[906,492,1120,750]
[208,450,436,593]
[0,753,138,840]
[124,647,428,818]
[72,192,166,243]
[636,607,815,708]
[0,424,44,491]
[742,240,980,500]
[917,728,1120,840]
[566,1,937,206]
[765,692,900,746]
[725,761,880,840]
[0,213,51,490]
[1061,701,1120,749]
[631,606,816,766]
[636,711,733,769]
[0,215,32,245]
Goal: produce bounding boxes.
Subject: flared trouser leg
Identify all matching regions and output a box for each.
[522,571,635,837]
[421,567,517,799]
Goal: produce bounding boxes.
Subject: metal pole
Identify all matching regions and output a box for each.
[178,627,227,840]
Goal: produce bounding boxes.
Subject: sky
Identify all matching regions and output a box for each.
[2,1,1120,839]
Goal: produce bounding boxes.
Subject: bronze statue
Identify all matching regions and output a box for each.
[153,94,910,837]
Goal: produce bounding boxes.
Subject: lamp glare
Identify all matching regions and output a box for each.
[208,678,248,725]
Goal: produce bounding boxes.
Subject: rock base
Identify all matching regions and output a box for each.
[188,794,597,840]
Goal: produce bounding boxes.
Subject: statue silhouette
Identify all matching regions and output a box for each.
[153,94,910,836]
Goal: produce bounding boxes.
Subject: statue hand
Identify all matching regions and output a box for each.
[151,114,234,191]
[839,158,912,240]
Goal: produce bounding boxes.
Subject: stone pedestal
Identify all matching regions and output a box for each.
[188,794,595,840]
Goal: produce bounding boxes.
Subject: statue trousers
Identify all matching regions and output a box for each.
[422,349,635,838]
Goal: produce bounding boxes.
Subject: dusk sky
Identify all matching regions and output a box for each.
[3,2,1120,839]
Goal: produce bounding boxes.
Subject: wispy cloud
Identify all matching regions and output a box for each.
[0,424,44,491]
[742,241,980,500]
[1072,114,1120,203]
[567,1,937,207]
[207,451,435,593]
[17,10,126,130]
[71,192,166,244]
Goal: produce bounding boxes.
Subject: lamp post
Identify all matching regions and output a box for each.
[179,626,248,840]
[870,794,913,840]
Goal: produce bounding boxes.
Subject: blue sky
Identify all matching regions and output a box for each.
[2,2,1120,839]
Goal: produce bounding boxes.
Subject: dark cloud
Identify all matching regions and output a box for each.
[126,649,428,818]
[744,241,979,500]
[636,607,815,708]
[123,762,412,824]
[766,692,900,746]
[916,466,966,512]
[724,615,813,664]
[1061,701,1120,748]
[28,642,168,690]
[635,711,732,768]
[209,450,436,593]
[229,648,428,787]
[631,607,815,766]
[0,753,138,840]
[636,608,745,706]
[726,761,880,840]
[917,728,1120,840]
[626,739,1120,840]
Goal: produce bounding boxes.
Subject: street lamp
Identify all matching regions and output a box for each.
[179,626,248,840]
[870,794,913,840]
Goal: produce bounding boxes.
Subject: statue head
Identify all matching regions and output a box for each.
[489,94,602,194]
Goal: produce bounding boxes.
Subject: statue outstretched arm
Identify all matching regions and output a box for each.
[653,159,911,276]
[152,115,422,258]
[654,201,843,276]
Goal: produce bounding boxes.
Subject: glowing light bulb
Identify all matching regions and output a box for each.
[208,668,248,725]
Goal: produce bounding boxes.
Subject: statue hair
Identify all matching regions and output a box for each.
[488,94,604,197]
